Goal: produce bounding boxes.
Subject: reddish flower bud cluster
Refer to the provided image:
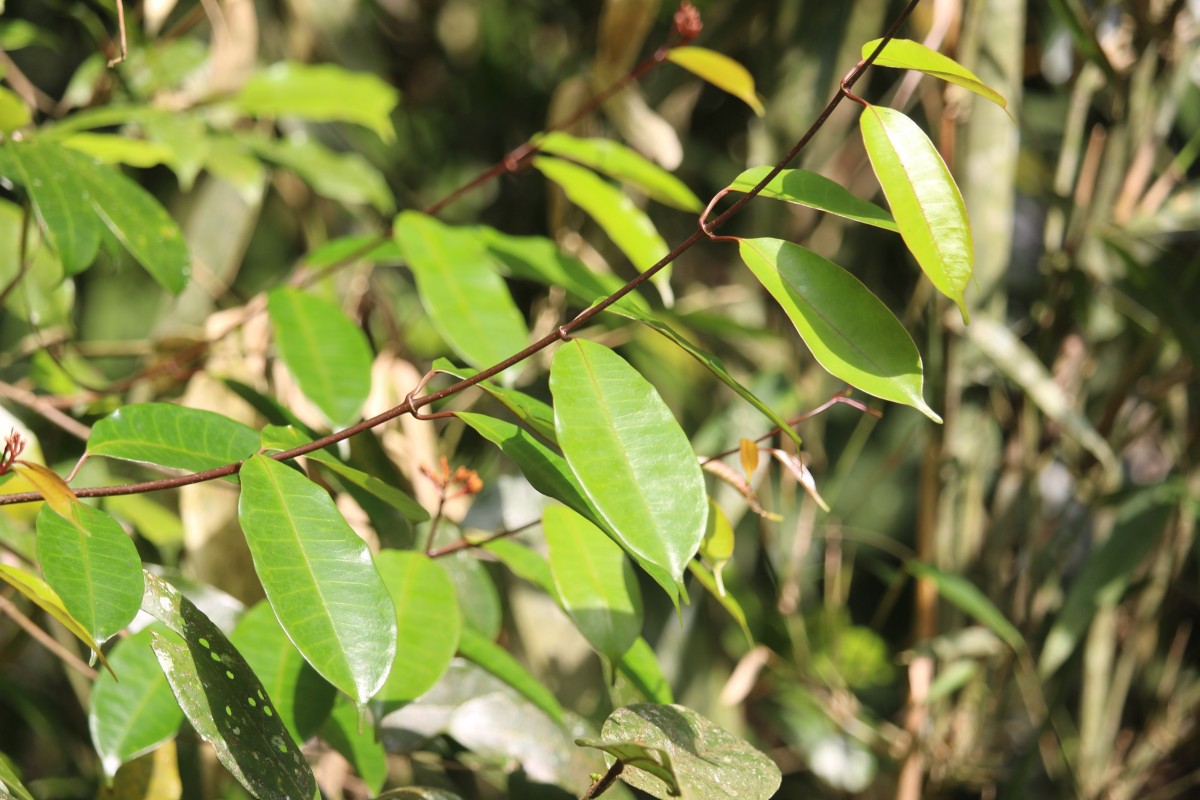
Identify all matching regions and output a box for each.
[421,455,483,499]
[0,430,25,475]
[674,2,702,44]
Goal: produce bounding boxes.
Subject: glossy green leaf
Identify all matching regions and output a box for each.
[61,133,174,168]
[88,403,260,473]
[612,303,804,449]
[1039,499,1173,677]
[89,625,184,778]
[737,237,939,422]
[375,550,461,706]
[439,552,502,640]
[909,562,1022,651]
[261,425,428,522]
[688,560,752,648]
[393,211,530,372]
[0,140,101,274]
[322,695,387,794]
[235,61,400,142]
[438,362,557,443]
[535,132,702,211]
[0,86,31,132]
[576,736,679,795]
[267,288,374,427]
[230,601,336,744]
[249,136,394,213]
[238,454,398,704]
[457,627,563,724]
[550,339,708,583]
[545,505,643,663]
[860,105,972,321]
[862,38,1008,110]
[482,538,558,597]
[726,166,898,231]
[532,155,669,271]
[36,504,143,646]
[599,704,781,800]
[0,752,34,800]
[0,564,114,676]
[666,46,764,116]
[143,575,316,800]
[616,637,673,705]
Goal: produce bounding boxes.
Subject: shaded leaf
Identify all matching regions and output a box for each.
[393,211,529,372]
[737,237,939,421]
[616,638,673,705]
[576,736,678,795]
[0,564,114,676]
[666,46,764,115]
[235,62,400,141]
[267,288,374,428]
[457,627,564,724]
[482,538,557,598]
[726,166,898,231]
[545,505,643,663]
[88,403,260,474]
[89,625,184,778]
[14,461,76,517]
[909,562,1023,651]
[862,38,1008,111]
[36,504,143,646]
[536,132,701,211]
[551,340,707,584]
[439,552,501,640]
[860,105,972,321]
[698,499,734,595]
[322,695,387,794]
[237,455,397,704]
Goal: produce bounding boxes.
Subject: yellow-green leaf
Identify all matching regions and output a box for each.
[666,46,764,116]
[0,564,115,677]
[862,38,1008,111]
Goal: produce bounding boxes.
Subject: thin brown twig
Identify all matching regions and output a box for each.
[0,0,923,508]
[0,381,92,441]
[427,521,539,559]
[0,591,98,680]
[107,0,128,67]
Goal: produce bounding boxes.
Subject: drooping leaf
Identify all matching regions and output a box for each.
[666,46,764,116]
[597,704,781,800]
[908,562,1023,651]
[861,38,1008,111]
[88,403,260,474]
[89,625,184,779]
[230,601,336,745]
[235,62,399,141]
[375,550,462,706]
[550,341,707,584]
[688,560,752,648]
[533,155,669,274]
[237,454,398,704]
[321,695,388,794]
[143,574,316,800]
[616,637,673,705]
[14,461,76,517]
[457,627,564,724]
[544,505,643,664]
[36,503,143,646]
[267,288,374,428]
[737,237,940,422]
[0,564,114,676]
[393,211,530,372]
[438,362,558,443]
[535,132,702,211]
[859,104,972,321]
[726,166,898,231]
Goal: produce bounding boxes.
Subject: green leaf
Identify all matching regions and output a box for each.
[235,61,400,142]
[88,403,260,473]
[533,155,669,274]
[230,601,336,744]
[726,166,898,231]
[375,550,461,706]
[36,504,143,646]
[439,552,501,639]
[267,288,374,428]
[321,695,388,794]
[688,560,752,648]
[737,237,940,422]
[1038,498,1173,677]
[698,499,734,594]
[862,38,1008,111]
[457,627,563,724]
[482,538,558,597]
[0,86,31,133]
[598,704,781,800]
[616,637,673,705]
[0,752,35,800]
[544,505,643,663]
[103,495,185,552]
[0,140,101,274]
[61,132,174,168]
[576,736,679,795]
[437,361,558,443]
[376,790,463,800]
[535,132,702,211]
[666,46,764,116]
[261,425,429,522]
[248,136,394,213]
[393,211,530,372]
[0,564,114,676]
[860,105,972,322]
[550,340,707,584]
[237,454,398,704]
[908,562,1023,651]
[143,575,316,800]
[89,625,184,778]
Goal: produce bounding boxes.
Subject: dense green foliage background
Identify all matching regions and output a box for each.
[0,1,1198,798]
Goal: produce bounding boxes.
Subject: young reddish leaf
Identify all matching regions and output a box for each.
[860,105,973,322]
[666,46,765,116]
[862,38,1009,112]
[14,462,76,518]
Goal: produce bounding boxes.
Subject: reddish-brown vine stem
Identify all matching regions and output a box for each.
[0,0,922,508]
